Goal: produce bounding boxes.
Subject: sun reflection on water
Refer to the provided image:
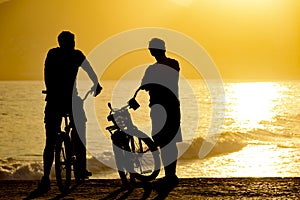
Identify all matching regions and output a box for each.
[226,82,282,131]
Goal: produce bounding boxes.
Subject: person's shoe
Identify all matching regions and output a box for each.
[166,175,179,186]
[76,169,92,182]
[37,176,51,192]
[83,170,92,177]
[153,175,179,192]
[28,176,50,197]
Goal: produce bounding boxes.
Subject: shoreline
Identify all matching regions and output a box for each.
[0,177,299,199]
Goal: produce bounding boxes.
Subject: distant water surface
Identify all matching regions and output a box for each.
[0,80,300,179]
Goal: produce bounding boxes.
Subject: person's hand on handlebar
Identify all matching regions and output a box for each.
[92,82,102,97]
[128,98,140,110]
[128,88,141,110]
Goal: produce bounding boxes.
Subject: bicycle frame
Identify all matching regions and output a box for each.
[42,89,92,192]
[106,96,160,183]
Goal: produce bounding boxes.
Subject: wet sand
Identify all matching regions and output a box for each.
[0,178,299,199]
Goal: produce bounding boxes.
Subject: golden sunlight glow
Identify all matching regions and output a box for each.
[217,0,283,8]
[227,82,281,130]
[170,0,193,7]
[0,0,299,80]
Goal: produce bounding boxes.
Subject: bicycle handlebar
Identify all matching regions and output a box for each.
[108,102,130,112]
[82,89,93,101]
[108,88,141,112]
[132,88,141,99]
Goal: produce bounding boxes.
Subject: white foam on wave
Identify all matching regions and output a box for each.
[0,156,115,180]
[0,158,43,180]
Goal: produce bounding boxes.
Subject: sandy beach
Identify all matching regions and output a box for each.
[0,177,299,200]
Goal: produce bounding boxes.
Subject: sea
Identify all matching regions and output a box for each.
[1,79,300,180]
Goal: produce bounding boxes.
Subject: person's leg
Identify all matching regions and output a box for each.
[153,142,179,190]
[43,121,61,175]
[39,111,61,191]
[150,104,179,176]
[43,127,57,178]
[71,96,90,178]
[72,124,90,178]
[160,142,178,178]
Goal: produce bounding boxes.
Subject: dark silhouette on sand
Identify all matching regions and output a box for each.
[35,31,102,194]
[135,38,182,188]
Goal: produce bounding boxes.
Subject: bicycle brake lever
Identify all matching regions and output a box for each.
[108,102,113,110]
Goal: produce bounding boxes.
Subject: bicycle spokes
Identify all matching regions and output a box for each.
[55,133,72,193]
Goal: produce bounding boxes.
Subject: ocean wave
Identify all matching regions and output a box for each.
[2,129,300,180]
[259,114,300,137]
[0,156,114,180]
[244,129,300,149]
[179,132,248,160]
[179,128,300,160]
[86,152,117,173]
[0,158,43,180]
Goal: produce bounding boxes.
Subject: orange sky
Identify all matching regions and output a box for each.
[0,0,299,80]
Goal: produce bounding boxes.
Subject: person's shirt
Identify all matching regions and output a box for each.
[141,57,180,107]
[44,47,85,110]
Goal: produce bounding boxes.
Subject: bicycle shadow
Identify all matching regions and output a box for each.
[100,187,133,200]
[100,181,151,200]
[152,183,175,200]
[101,180,175,200]
[24,181,82,200]
[49,182,82,200]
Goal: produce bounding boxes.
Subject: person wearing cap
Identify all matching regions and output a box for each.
[139,38,182,186]
[36,31,102,193]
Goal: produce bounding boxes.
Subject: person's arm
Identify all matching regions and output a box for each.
[44,49,56,94]
[140,66,153,91]
[81,57,102,97]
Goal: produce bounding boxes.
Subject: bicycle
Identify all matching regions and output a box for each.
[106,90,161,186]
[42,90,92,193]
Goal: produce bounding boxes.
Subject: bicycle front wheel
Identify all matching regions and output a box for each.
[128,130,160,182]
[55,132,72,193]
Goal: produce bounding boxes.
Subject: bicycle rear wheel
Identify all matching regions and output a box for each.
[55,132,72,193]
[128,130,160,182]
[112,131,135,186]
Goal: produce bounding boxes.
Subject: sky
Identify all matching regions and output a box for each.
[0,0,299,80]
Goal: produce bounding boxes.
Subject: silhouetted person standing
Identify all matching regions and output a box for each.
[139,38,182,186]
[37,31,102,193]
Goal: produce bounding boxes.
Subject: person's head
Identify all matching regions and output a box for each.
[148,38,166,58]
[58,31,75,50]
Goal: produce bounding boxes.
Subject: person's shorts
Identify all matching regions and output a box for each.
[150,103,182,148]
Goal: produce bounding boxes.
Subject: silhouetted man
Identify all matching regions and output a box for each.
[139,38,182,186]
[38,31,102,192]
